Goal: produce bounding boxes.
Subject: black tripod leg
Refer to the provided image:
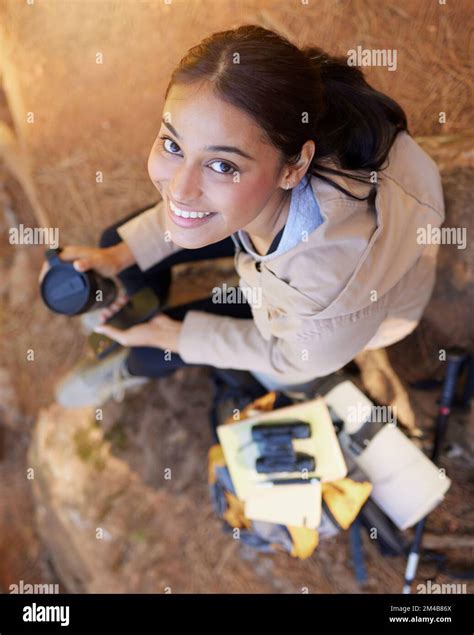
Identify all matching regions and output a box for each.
[402,348,467,594]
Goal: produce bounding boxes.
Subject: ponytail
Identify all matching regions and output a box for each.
[302,47,408,173]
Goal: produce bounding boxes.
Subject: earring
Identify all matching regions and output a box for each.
[285,182,290,190]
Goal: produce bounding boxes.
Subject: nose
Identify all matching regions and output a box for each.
[169,161,201,205]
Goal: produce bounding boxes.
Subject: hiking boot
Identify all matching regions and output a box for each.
[54,348,149,408]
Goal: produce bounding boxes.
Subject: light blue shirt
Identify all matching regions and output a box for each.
[232,174,324,260]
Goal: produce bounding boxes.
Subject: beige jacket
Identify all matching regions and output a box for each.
[117,132,444,384]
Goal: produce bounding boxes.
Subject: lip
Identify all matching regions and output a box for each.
[167,198,217,228]
[169,197,209,213]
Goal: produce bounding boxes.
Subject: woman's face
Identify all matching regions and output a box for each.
[147,81,290,248]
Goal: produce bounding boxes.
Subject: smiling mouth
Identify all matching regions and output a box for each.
[169,199,214,219]
[167,198,217,228]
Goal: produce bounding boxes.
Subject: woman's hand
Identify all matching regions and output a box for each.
[94,314,183,353]
[59,243,136,277]
[38,243,136,285]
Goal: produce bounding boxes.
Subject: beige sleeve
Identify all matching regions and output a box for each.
[177,306,388,383]
[116,200,183,271]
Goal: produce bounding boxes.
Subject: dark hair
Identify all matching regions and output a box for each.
[166,24,408,200]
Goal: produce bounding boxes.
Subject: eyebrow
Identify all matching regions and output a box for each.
[162,119,256,161]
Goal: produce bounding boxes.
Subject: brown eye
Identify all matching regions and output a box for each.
[159,136,181,154]
[209,160,238,175]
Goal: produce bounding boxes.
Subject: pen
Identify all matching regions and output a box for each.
[256,477,320,488]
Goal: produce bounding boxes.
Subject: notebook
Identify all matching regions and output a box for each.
[245,479,322,528]
[217,396,347,528]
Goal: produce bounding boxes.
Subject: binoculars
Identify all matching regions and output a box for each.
[251,420,316,474]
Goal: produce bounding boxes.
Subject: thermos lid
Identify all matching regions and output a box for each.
[40,247,91,315]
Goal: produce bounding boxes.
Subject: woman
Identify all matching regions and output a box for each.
[55,25,444,408]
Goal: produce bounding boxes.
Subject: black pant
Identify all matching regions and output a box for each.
[99,204,252,378]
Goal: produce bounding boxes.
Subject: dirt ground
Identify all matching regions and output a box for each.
[0,0,473,594]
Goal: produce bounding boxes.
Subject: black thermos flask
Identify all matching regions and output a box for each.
[40,247,118,315]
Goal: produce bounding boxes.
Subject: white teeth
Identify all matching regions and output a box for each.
[169,200,212,219]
